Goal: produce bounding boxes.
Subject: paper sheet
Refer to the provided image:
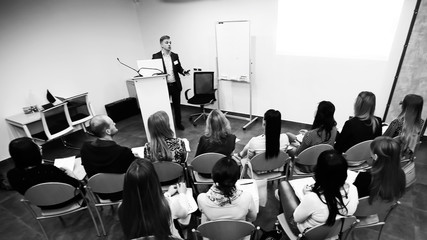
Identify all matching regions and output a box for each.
[132,146,145,158]
[73,157,87,181]
[182,138,191,152]
[54,156,76,171]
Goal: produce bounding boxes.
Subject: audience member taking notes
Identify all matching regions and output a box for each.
[81,114,135,200]
[195,109,236,157]
[197,157,258,223]
[144,111,187,164]
[279,150,358,236]
[335,91,382,153]
[7,137,83,209]
[119,159,192,240]
[287,101,338,156]
[353,136,405,200]
[383,94,424,158]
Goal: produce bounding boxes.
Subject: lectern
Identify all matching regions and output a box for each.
[126,74,175,140]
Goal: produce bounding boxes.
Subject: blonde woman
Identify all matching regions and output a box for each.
[335,91,382,153]
[384,94,424,157]
[144,111,186,164]
[195,109,236,157]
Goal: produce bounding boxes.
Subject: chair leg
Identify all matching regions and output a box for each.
[88,205,104,236]
[36,219,49,240]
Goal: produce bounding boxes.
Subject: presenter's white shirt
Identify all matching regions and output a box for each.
[162,51,175,83]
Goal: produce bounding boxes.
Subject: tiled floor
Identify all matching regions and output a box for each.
[0,106,426,239]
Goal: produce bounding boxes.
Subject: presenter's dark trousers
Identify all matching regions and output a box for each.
[167,82,182,125]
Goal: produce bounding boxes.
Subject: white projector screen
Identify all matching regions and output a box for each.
[276,0,405,60]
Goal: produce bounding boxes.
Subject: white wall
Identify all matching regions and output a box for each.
[136,0,416,127]
[0,0,418,160]
[0,0,144,159]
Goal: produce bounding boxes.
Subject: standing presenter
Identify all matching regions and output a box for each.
[152,35,190,131]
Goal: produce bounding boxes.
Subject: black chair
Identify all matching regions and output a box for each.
[185,71,216,126]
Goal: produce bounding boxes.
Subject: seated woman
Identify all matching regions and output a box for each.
[354,136,405,200]
[288,101,338,156]
[383,94,424,158]
[144,111,187,164]
[280,150,359,235]
[237,109,289,161]
[119,158,191,240]
[197,157,258,223]
[335,91,382,153]
[7,137,82,209]
[195,109,236,157]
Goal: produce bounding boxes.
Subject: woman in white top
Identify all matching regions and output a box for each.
[119,159,191,240]
[280,150,358,234]
[237,109,289,160]
[197,157,258,223]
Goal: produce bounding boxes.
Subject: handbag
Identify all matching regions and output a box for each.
[402,160,416,188]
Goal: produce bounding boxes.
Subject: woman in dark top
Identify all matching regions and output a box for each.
[195,109,236,157]
[335,91,382,153]
[7,137,82,209]
[354,136,405,201]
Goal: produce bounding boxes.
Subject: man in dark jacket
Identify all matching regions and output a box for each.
[81,115,135,200]
[152,35,189,130]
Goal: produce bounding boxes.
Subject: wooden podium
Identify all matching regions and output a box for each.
[126,74,175,140]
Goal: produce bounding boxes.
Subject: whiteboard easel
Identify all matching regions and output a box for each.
[215,20,258,130]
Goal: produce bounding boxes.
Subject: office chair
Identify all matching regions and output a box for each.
[185,71,216,126]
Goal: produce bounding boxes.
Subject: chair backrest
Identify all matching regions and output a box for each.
[250,151,289,172]
[302,216,357,240]
[64,92,94,126]
[193,72,214,95]
[196,220,255,240]
[343,140,373,165]
[353,196,398,219]
[153,161,183,183]
[40,102,74,140]
[24,182,79,206]
[296,144,334,166]
[87,173,125,194]
[189,153,226,174]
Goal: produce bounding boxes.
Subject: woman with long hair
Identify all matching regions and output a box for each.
[384,94,424,157]
[288,101,338,156]
[195,109,236,157]
[7,137,82,209]
[238,109,289,160]
[119,159,190,240]
[197,157,257,223]
[335,91,382,153]
[144,111,186,163]
[354,136,405,201]
[280,150,359,234]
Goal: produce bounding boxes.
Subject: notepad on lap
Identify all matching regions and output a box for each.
[54,156,76,171]
[289,177,316,200]
[132,146,145,158]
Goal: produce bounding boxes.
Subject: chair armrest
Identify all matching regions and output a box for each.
[185,89,192,100]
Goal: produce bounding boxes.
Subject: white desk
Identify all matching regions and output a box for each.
[5,112,43,138]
